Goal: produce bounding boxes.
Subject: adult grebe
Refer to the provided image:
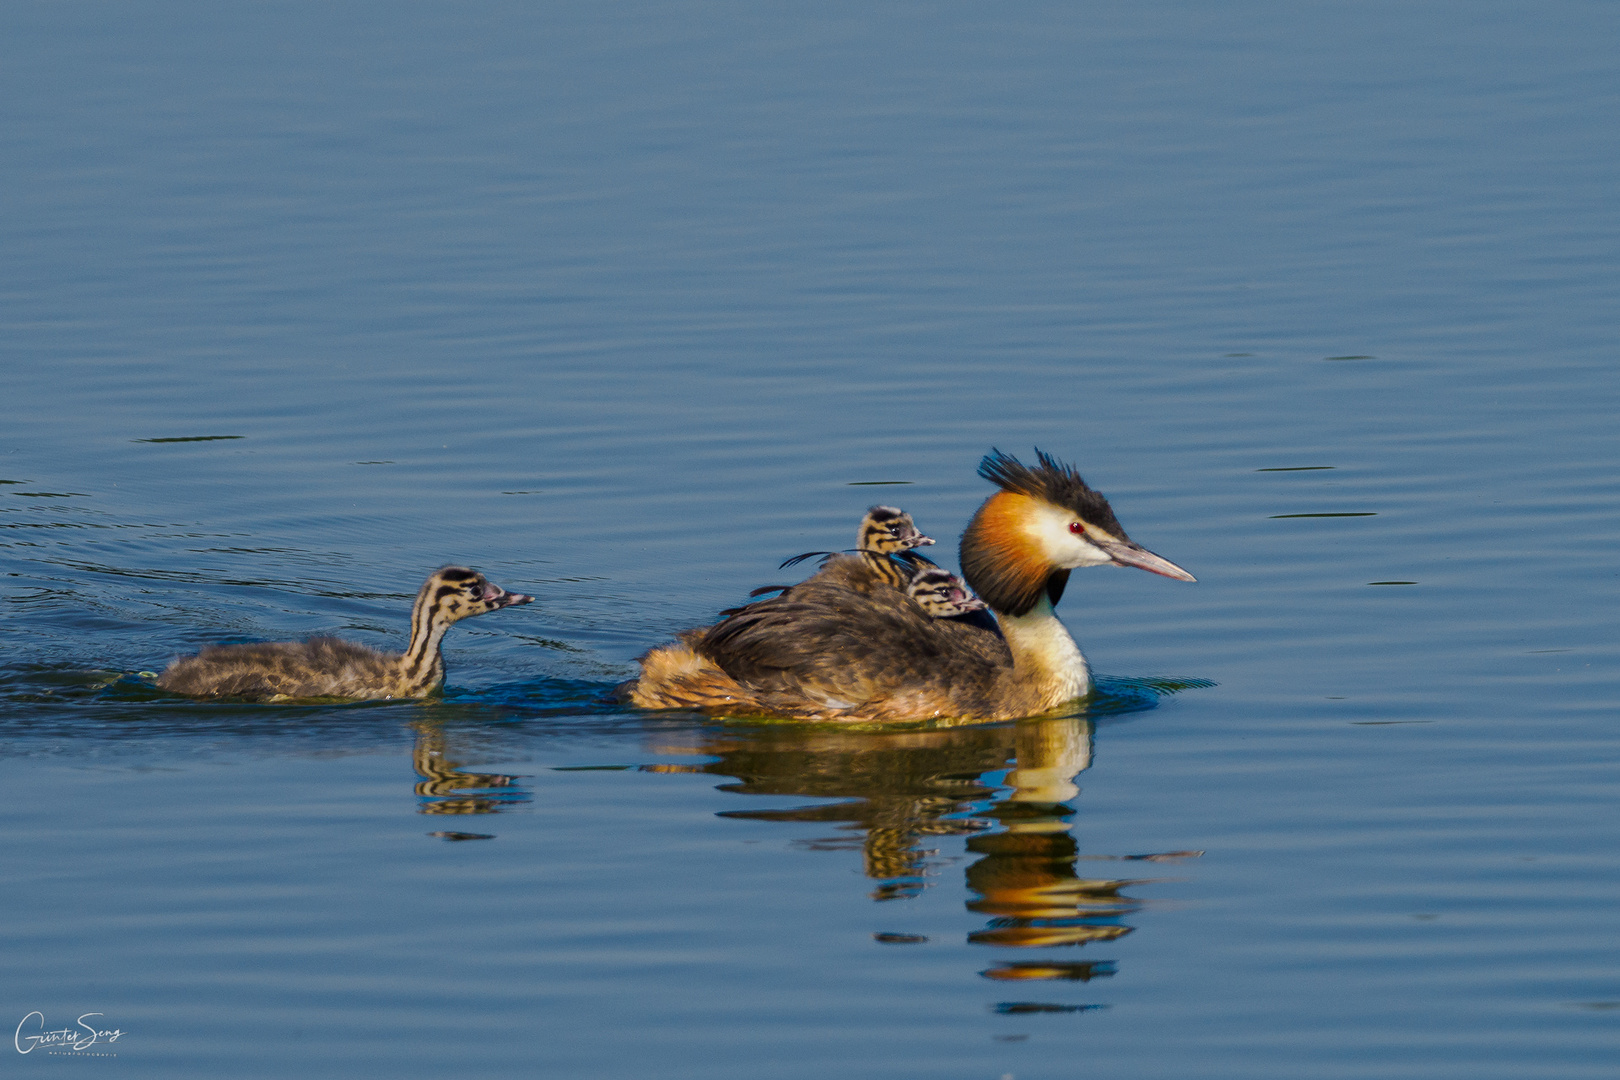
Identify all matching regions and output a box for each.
[157,566,533,701]
[625,450,1194,721]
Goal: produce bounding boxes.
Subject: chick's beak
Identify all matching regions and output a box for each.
[1094,538,1196,582]
[481,582,535,608]
[953,590,988,611]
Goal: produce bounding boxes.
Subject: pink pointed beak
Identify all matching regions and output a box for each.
[1094,538,1196,582]
[951,588,988,612]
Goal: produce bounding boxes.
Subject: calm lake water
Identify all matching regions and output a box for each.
[4,2,1618,1077]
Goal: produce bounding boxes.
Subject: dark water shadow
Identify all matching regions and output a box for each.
[0,665,626,754]
[0,660,1210,747]
[1,660,1207,1016]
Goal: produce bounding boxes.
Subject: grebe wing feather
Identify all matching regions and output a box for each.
[698,557,1011,717]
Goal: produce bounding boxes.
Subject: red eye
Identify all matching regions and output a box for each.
[1069,521,1086,536]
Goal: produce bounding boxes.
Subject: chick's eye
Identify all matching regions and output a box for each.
[1069,521,1086,536]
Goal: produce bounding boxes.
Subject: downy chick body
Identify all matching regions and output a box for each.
[786,505,983,614]
[731,505,942,615]
[157,567,532,701]
[780,505,935,586]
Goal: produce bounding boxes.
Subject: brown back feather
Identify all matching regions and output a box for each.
[698,556,1013,717]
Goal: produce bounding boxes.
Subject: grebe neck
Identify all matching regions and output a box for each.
[400,591,449,693]
[993,592,1091,708]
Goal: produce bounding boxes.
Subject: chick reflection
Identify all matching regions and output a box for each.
[411,722,530,816]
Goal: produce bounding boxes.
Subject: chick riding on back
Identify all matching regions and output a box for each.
[625,449,1194,721]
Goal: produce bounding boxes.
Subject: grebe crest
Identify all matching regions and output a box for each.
[961,448,1194,616]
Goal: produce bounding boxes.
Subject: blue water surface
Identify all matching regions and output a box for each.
[2,2,1618,1077]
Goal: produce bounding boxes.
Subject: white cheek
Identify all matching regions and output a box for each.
[1023,504,1112,569]
[1064,536,1113,568]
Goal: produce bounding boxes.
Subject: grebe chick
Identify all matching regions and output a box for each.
[625,450,1194,721]
[857,505,935,555]
[156,567,533,701]
[854,505,938,590]
[905,566,987,618]
[780,505,937,590]
[719,552,981,622]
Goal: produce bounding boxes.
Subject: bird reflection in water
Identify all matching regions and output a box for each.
[648,714,1198,985]
[966,719,1141,951]
[699,722,1015,901]
[411,721,531,819]
[406,707,1195,1012]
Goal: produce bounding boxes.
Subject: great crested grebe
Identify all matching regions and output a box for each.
[157,566,533,701]
[625,450,1194,721]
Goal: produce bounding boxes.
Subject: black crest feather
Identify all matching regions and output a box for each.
[977,448,1128,538]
